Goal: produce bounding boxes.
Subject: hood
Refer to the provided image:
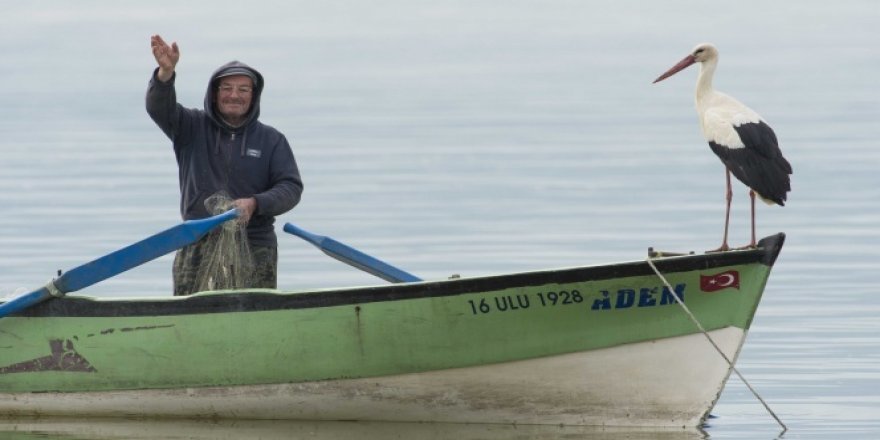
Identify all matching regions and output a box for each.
[204,61,264,131]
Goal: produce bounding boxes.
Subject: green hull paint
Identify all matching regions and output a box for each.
[0,235,783,399]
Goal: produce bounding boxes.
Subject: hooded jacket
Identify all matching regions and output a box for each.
[146,61,303,248]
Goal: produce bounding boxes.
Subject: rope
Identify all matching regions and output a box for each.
[645,257,787,432]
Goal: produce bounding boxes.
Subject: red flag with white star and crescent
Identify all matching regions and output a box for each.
[700,270,740,292]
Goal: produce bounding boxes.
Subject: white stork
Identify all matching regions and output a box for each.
[653,43,792,251]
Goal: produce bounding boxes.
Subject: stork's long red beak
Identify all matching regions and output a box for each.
[653,55,697,84]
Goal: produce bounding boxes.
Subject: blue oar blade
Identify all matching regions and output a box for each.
[0,209,239,319]
[283,222,422,284]
[318,237,422,283]
[56,209,239,293]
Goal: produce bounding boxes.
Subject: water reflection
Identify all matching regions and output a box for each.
[0,418,707,440]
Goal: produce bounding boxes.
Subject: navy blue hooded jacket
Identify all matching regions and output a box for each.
[146,61,303,247]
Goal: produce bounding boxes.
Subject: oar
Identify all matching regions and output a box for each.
[0,209,239,318]
[283,222,422,283]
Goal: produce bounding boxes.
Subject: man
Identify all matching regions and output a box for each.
[146,35,303,295]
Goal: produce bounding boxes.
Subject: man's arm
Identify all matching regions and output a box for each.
[252,135,304,218]
[146,35,191,143]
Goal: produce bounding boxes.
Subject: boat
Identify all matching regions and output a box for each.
[0,232,785,427]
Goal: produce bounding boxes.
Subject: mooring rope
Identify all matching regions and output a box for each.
[645,257,787,431]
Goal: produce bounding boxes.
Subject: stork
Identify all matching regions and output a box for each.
[653,43,791,251]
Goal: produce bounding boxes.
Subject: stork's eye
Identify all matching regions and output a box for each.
[694,48,705,55]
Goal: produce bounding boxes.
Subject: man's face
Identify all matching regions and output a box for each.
[215,75,254,125]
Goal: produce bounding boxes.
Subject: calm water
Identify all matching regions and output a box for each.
[1,1,878,438]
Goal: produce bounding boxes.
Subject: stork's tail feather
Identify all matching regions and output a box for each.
[757,192,785,207]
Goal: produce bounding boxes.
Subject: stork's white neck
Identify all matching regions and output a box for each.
[695,58,717,102]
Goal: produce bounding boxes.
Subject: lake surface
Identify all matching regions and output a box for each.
[1,1,878,438]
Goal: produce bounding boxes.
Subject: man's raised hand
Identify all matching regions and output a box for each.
[150,34,179,82]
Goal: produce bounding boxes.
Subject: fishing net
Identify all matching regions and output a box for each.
[192,192,254,292]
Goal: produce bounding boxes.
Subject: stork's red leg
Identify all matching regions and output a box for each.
[710,169,733,252]
[747,190,757,248]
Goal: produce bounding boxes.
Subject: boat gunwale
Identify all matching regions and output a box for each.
[7,233,785,318]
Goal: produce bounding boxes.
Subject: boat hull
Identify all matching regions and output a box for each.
[2,327,744,427]
[0,234,785,426]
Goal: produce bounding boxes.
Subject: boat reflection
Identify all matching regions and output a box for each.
[0,417,707,440]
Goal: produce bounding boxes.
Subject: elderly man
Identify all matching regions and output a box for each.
[146,35,303,295]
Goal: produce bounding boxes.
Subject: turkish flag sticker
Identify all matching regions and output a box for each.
[700,270,740,292]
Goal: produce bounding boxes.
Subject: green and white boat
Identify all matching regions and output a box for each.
[0,233,785,427]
